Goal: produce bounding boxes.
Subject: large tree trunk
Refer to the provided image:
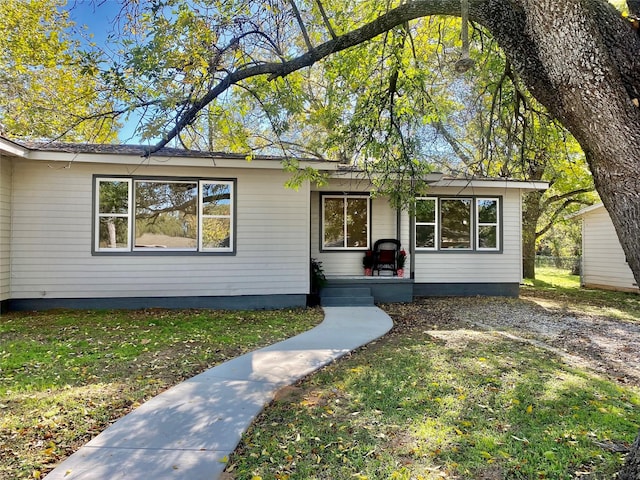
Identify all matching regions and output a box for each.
[475,1,640,476]
[522,191,542,279]
[619,433,640,479]
[477,0,640,289]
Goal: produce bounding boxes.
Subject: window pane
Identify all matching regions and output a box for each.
[416,199,436,223]
[416,225,435,248]
[99,181,128,214]
[98,217,129,249]
[346,198,368,248]
[135,182,197,249]
[478,225,497,249]
[202,183,231,216]
[440,199,471,249]
[202,218,231,248]
[323,198,345,248]
[478,199,497,223]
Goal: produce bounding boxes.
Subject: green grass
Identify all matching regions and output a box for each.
[523,267,640,322]
[4,271,640,480]
[225,274,640,479]
[228,329,639,479]
[0,308,323,480]
[530,266,581,288]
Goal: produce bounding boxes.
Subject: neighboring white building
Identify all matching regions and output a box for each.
[573,203,639,293]
[0,138,547,311]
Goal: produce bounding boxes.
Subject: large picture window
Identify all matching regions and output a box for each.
[322,195,370,250]
[440,198,472,249]
[95,177,234,253]
[415,197,500,252]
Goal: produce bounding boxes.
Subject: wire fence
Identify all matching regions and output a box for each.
[535,255,581,273]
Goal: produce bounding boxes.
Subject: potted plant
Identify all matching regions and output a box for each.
[397,249,407,277]
[308,258,327,306]
[362,250,373,276]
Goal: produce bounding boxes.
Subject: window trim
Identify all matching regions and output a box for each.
[198,179,234,252]
[320,193,371,251]
[92,175,236,256]
[414,195,503,253]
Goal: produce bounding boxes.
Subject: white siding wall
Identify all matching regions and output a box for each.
[0,156,12,301]
[582,206,638,292]
[414,187,522,284]
[10,160,310,300]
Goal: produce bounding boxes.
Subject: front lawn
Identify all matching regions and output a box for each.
[0,308,323,480]
[523,267,640,322]
[227,310,639,479]
[3,270,640,480]
[226,273,640,479]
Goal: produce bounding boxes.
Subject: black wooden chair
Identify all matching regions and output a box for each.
[372,239,401,276]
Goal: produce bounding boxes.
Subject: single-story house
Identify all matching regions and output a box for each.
[0,137,548,312]
[572,203,639,293]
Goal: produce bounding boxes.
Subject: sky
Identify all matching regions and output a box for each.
[64,1,122,48]
[64,1,141,143]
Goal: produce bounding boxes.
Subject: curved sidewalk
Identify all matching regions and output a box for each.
[45,306,393,480]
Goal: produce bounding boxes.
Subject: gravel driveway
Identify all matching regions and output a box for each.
[386,293,640,388]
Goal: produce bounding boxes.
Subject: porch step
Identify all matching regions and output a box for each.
[320,287,375,307]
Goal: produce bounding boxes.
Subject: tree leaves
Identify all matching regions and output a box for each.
[0,0,119,141]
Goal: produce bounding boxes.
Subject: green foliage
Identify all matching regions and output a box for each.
[29,0,595,216]
[0,0,119,141]
[310,258,327,292]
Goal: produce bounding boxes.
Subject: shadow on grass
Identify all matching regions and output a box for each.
[229,329,640,480]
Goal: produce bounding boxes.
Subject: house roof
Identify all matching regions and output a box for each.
[14,140,326,162]
[429,176,548,191]
[1,138,338,170]
[0,136,29,157]
[569,203,605,218]
[0,137,548,190]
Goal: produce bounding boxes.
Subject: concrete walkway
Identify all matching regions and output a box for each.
[45,306,393,480]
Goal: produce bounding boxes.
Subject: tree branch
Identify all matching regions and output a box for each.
[535,197,592,238]
[289,0,315,52]
[315,0,337,39]
[146,0,468,155]
[540,187,595,210]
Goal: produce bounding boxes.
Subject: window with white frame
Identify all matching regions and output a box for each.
[322,195,370,250]
[95,177,234,253]
[96,178,132,251]
[415,197,437,249]
[476,198,499,250]
[415,197,500,251]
